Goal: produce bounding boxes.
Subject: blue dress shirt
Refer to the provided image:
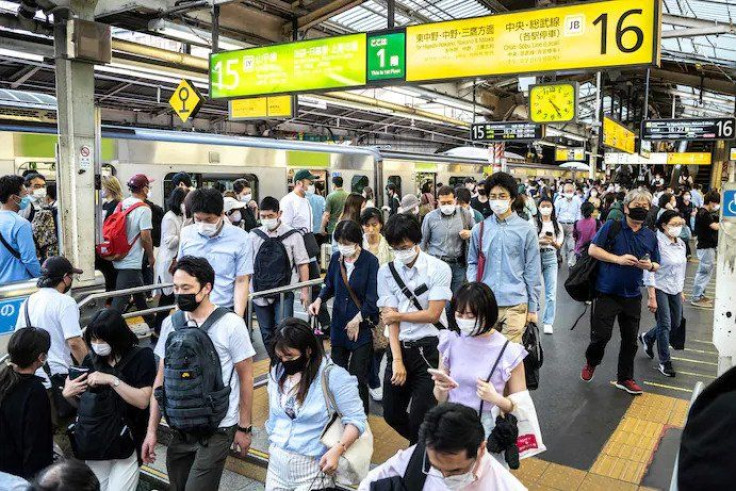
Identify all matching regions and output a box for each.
[0,210,41,283]
[306,192,326,234]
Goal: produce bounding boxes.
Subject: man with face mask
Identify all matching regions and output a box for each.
[377,213,452,444]
[178,188,253,318]
[582,189,660,395]
[554,182,582,267]
[691,190,721,309]
[0,175,41,282]
[145,256,256,490]
[420,186,473,294]
[467,172,542,344]
[324,175,348,239]
[18,171,46,222]
[359,403,525,490]
[248,197,311,358]
[110,174,156,329]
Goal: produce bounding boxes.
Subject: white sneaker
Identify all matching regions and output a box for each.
[369,387,383,402]
[543,324,554,334]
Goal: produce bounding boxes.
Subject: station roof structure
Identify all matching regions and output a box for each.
[0,0,734,150]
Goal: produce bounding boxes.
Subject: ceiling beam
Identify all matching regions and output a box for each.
[287,0,366,32]
[10,66,41,89]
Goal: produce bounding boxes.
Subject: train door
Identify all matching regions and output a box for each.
[415,172,437,197]
[287,168,329,197]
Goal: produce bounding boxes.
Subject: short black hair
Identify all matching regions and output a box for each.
[658,192,674,209]
[454,187,471,205]
[190,188,224,215]
[31,460,101,491]
[0,175,24,204]
[386,182,397,193]
[384,213,422,247]
[333,220,362,245]
[233,179,251,194]
[581,201,594,218]
[171,172,192,187]
[656,209,681,232]
[167,187,188,216]
[704,190,720,205]
[485,172,518,199]
[419,403,485,459]
[449,282,498,336]
[463,177,476,184]
[437,185,454,197]
[24,172,45,185]
[212,181,226,194]
[260,196,280,213]
[174,255,215,290]
[84,309,138,362]
[46,182,57,201]
[332,176,343,187]
[360,207,384,227]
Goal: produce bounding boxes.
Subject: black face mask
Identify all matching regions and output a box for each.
[282,356,307,376]
[175,290,202,312]
[628,207,648,222]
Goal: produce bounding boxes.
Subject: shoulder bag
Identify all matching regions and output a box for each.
[339,260,386,350]
[387,262,445,330]
[476,220,486,282]
[320,363,374,487]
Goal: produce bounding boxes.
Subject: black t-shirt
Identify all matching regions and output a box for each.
[695,209,718,249]
[471,196,492,219]
[82,346,157,451]
[0,374,53,479]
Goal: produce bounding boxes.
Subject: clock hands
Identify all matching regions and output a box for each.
[549,100,562,117]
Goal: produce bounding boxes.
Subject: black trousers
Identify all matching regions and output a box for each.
[585,293,642,382]
[309,261,330,328]
[331,342,373,415]
[383,338,439,444]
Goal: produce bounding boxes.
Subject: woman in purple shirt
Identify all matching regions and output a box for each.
[432,283,527,438]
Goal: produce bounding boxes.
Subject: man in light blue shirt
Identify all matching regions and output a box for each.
[467,172,541,343]
[179,187,253,316]
[0,175,41,283]
[306,183,326,235]
[555,182,582,267]
[690,184,704,209]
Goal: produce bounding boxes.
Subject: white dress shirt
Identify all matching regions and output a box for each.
[644,230,687,295]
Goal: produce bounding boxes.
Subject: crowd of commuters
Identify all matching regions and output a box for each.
[0,165,725,490]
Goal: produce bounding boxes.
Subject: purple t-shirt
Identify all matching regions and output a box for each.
[574,217,598,255]
[438,329,527,413]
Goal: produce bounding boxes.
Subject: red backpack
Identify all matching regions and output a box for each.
[96,201,148,261]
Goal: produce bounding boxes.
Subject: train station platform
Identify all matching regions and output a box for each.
[130,260,715,491]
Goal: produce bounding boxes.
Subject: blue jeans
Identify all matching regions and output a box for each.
[254,292,295,358]
[644,289,683,363]
[449,261,467,294]
[691,248,716,300]
[540,249,558,326]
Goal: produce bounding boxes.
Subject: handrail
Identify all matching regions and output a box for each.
[77,283,173,309]
[247,278,325,330]
[669,381,705,491]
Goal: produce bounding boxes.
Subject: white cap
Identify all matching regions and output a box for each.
[223,197,246,214]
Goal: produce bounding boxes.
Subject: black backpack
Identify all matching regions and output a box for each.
[369,441,428,491]
[252,228,300,298]
[564,220,622,303]
[146,199,165,248]
[154,308,231,437]
[67,347,142,461]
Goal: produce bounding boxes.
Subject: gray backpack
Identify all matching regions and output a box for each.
[154,308,232,437]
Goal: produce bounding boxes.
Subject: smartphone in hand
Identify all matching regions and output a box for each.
[427,368,459,389]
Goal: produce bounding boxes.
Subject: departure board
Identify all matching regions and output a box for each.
[641,118,736,141]
[603,117,636,154]
[471,122,544,142]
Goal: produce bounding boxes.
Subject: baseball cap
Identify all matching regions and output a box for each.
[128,174,155,189]
[223,197,246,214]
[293,169,318,182]
[41,256,83,279]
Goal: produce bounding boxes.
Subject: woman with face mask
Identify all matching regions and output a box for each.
[639,211,687,378]
[332,193,366,254]
[0,327,53,479]
[266,318,367,490]
[308,220,379,414]
[63,309,157,491]
[537,198,564,335]
[433,283,527,454]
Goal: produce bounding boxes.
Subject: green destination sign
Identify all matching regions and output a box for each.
[367,32,406,82]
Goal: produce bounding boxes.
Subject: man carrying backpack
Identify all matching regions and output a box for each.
[143,256,255,491]
[108,174,156,329]
[248,197,310,358]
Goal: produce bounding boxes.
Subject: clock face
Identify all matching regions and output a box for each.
[530,83,577,123]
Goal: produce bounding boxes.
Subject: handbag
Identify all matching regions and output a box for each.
[671,316,686,350]
[476,220,486,282]
[522,322,543,390]
[320,363,374,487]
[339,260,386,350]
[491,391,546,459]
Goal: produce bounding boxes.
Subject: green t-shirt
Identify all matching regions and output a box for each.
[325,189,348,234]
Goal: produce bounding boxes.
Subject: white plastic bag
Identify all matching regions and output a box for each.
[491,390,546,459]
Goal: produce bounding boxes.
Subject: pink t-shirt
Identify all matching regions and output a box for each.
[438,329,527,413]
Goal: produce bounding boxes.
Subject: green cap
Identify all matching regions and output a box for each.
[293,169,318,182]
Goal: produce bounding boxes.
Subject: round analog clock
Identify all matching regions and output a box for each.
[529,82,578,124]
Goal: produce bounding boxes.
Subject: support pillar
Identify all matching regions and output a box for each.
[54,0,98,285]
[714,180,736,375]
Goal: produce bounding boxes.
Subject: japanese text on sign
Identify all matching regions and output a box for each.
[471,122,544,142]
[641,118,736,141]
[603,117,636,154]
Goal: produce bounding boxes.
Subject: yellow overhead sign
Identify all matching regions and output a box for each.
[229,96,293,120]
[603,117,636,154]
[405,0,660,82]
[169,79,203,123]
[730,148,736,161]
[666,152,711,165]
[555,147,585,161]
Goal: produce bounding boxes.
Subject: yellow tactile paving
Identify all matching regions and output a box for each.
[537,462,588,490]
[579,473,639,491]
[368,414,409,464]
[510,457,550,484]
[253,358,271,378]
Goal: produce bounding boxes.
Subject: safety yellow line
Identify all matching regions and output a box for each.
[642,381,693,393]
[141,465,168,480]
[677,370,715,379]
[690,339,714,345]
[671,356,718,366]
[684,347,719,356]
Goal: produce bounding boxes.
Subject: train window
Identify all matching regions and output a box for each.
[351,175,369,194]
[163,172,259,203]
[287,169,328,195]
[448,176,471,189]
[387,176,402,197]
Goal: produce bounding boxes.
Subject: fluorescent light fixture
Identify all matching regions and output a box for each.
[0,48,43,62]
[148,19,250,51]
[95,62,209,89]
[546,127,588,142]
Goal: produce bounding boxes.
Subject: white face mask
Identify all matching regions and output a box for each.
[261,218,279,230]
[668,226,683,237]
[33,188,47,199]
[713,204,721,211]
[394,247,418,265]
[228,211,242,224]
[196,221,219,237]
[440,204,456,216]
[92,342,111,357]
[565,192,574,199]
[307,185,316,194]
[590,190,598,197]
[490,199,510,216]
[100,189,108,199]
[442,470,476,490]
[539,207,553,216]
[455,317,478,336]
[241,193,251,203]
[339,244,357,257]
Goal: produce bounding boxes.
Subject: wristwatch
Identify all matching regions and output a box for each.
[237,425,253,434]
[112,376,120,388]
